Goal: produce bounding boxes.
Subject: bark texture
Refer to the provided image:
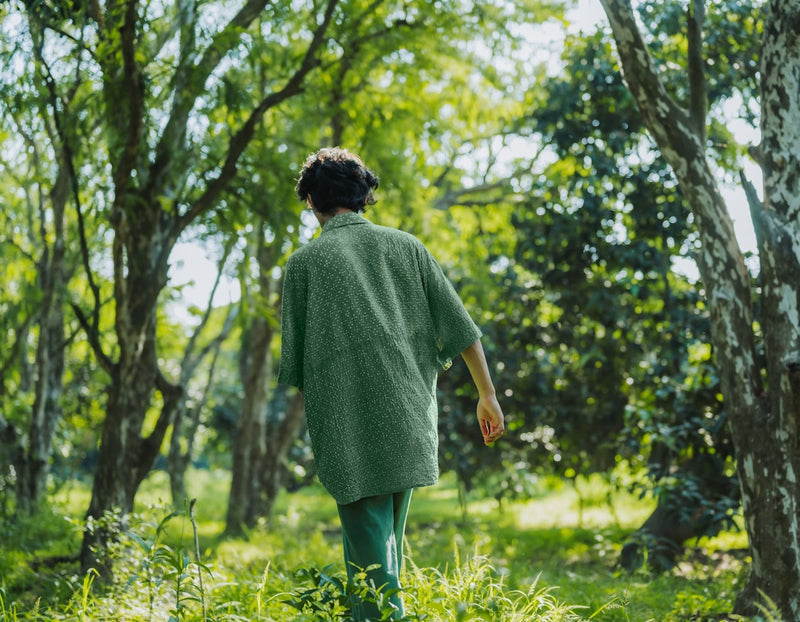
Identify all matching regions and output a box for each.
[598,0,800,617]
[18,160,68,514]
[737,2,800,617]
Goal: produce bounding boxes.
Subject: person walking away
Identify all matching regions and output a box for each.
[278,147,505,620]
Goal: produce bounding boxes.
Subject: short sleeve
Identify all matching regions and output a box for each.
[418,245,482,370]
[277,254,307,390]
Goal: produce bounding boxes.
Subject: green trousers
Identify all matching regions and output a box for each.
[337,489,413,621]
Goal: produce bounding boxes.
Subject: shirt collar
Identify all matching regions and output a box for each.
[321,211,370,233]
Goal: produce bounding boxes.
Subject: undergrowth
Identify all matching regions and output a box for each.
[0,472,774,621]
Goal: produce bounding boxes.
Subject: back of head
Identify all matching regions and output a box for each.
[295,147,380,214]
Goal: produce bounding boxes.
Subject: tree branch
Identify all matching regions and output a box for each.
[0,312,36,399]
[27,8,110,369]
[175,0,341,233]
[598,0,695,157]
[102,0,146,204]
[0,236,37,265]
[69,302,115,374]
[39,21,98,62]
[147,0,273,199]
[137,371,183,483]
[196,304,238,371]
[433,178,521,210]
[117,0,145,192]
[740,170,765,252]
[432,143,546,210]
[687,0,707,143]
[182,238,236,374]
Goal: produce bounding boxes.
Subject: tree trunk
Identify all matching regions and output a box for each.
[168,343,228,507]
[619,454,740,572]
[65,0,337,572]
[225,227,307,530]
[732,3,800,617]
[17,158,69,514]
[0,415,22,517]
[167,342,232,507]
[226,323,273,533]
[79,204,180,575]
[598,1,800,617]
[80,350,182,575]
[226,227,276,534]
[259,392,306,519]
[20,305,66,513]
[168,401,192,506]
[167,253,235,508]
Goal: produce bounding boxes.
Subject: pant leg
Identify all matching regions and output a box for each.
[338,490,412,620]
[392,489,413,575]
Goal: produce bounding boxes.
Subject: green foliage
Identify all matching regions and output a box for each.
[0,0,765,602]
[124,508,212,621]
[403,554,589,621]
[432,17,745,555]
[636,0,763,121]
[281,564,404,621]
[0,473,755,621]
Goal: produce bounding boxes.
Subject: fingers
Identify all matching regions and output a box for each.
[481,418,505,445]
[483,427,505,445]
[477,395,505,445]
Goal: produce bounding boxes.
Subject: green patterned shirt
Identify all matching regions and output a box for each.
[278,211,481,504]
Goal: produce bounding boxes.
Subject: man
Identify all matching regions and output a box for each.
[278,147,505,620]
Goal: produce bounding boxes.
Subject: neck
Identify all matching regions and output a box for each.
[315,207,353,227]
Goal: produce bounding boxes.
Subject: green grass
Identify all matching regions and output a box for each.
[0,469,756,621]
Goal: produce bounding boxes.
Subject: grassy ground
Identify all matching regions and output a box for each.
[0,469,754,621]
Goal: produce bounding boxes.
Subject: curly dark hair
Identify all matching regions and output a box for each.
[295,147,379,214]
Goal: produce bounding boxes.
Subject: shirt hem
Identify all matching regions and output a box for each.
[329,477,438,506]
[277,369,303,390]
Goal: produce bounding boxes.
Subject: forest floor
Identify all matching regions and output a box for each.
[1,469,757,621]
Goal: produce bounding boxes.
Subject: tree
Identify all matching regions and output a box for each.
[530,27,739,567]
[430,26,737,548]
[598,0,800,616]
[6,0,340,575]
[0,10,83,514]
[226,218,284,533]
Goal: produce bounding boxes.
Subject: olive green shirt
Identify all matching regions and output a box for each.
[278,212,481,504]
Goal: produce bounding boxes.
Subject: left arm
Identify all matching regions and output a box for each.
[461,338,505,446]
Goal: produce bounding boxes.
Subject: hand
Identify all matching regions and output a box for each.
[477,394,505,446]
